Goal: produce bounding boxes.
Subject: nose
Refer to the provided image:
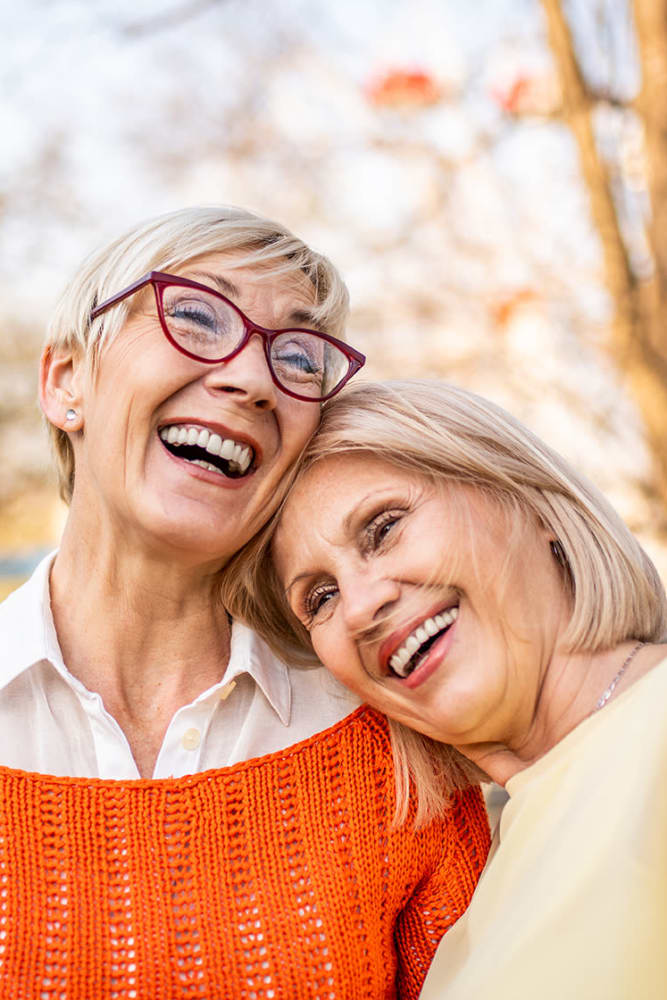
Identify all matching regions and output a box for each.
[341,571,401,636]
[202,333,279,410]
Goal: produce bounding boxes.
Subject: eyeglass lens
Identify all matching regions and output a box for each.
[162,285,350,399]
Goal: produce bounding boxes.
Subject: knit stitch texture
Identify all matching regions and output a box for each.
[0,706,489,998]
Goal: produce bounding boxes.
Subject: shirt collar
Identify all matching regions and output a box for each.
[0,551,63,688]
[224,621,292,726]
[0,551,292,726]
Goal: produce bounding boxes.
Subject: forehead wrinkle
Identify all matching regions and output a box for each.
[184,269,322,329]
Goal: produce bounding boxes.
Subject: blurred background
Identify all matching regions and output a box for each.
[2,0,667,598]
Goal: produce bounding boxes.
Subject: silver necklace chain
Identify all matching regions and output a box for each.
[594,642,645,712]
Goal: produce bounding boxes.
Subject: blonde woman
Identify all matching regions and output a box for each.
[0,219,489,998]
[226,378,667,1000]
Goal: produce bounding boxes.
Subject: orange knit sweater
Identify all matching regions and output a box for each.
[0,706,489,999]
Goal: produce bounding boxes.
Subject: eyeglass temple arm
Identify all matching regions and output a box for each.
[90,273,155,320]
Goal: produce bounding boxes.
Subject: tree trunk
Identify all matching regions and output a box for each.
[542,0,667,515]
[633,0,667,327]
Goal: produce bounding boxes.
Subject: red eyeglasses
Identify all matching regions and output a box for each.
[91,271,366,402]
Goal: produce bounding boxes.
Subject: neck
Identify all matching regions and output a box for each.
[459,641,663,787]
[50,511,233,776]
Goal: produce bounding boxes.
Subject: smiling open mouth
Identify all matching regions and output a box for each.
[388,606,459,679]
[159,424,255,479]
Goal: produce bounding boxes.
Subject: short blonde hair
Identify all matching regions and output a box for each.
[44,205,349,502]
[223,378,667,824]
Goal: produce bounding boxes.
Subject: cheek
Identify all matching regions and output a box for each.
[312,625,368,691]
[310,628,336,670]
[283,404,320,451]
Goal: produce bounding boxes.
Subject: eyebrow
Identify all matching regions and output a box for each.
[284,573,313,598]
[189,271,240,299]
[341,490,388,535]
[287,309,326,332]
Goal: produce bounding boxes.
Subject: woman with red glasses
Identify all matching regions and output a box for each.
[0,207,489,998]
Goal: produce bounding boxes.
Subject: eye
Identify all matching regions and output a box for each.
[362,509,404,554]
[271,336,324,383]
[275,349,318,374]
[168,296,217,327]
[301,581,339,626]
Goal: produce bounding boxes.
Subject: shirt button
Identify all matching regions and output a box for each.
[181,728,201,751]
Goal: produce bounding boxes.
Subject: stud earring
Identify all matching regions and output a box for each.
[65,409,77,422]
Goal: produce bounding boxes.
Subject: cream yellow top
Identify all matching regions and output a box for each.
[420,655,667,1000]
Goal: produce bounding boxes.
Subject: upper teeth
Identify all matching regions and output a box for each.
[159,424,253,474]
[389,607,459,678]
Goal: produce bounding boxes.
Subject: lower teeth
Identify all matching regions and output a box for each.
[191,459,224,475]
[394,629,447,678]
[189,458,244,477]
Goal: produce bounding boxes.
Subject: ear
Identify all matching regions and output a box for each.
[39,343,86,432]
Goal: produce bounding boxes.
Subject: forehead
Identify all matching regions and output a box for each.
[276,455,510,559]
[177,251,317,310]
[285,454,406,516]
[275,455,412,559]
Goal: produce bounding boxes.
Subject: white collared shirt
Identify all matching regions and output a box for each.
[0,554,360,778]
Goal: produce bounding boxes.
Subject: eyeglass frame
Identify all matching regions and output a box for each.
[90,270,366,402]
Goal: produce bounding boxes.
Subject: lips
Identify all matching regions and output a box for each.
[380,603,459,680]
[158,421,257,479]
